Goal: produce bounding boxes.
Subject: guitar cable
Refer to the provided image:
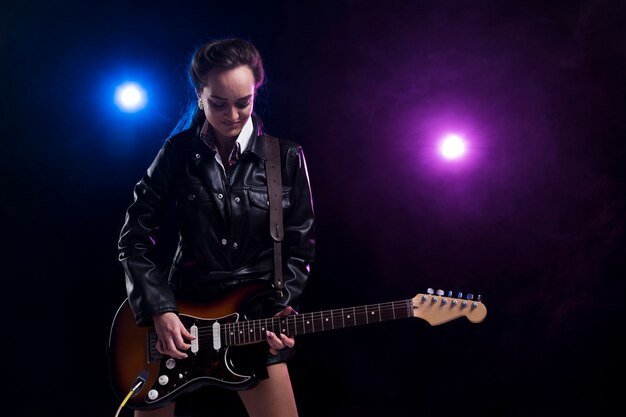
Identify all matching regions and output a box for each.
[114,372,147,417]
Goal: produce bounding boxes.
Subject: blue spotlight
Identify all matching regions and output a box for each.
[114,82,147,112]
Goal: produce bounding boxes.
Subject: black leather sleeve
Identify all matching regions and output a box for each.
[275,144,316,313]
[118,140,179,326]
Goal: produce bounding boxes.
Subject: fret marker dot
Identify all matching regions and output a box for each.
[306,321,310,324]
[347,315,351,318]
[325,318,329,322]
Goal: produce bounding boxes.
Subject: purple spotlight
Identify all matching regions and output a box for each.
[440,134,466,160]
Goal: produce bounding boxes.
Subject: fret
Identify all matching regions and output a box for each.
[239,321,245,343]
[226,323,233,346]
[279,317,288,335]
[320,310,333,330]
[254,321,260,342]
[226,324,231,346]
[354,305,366,326]
[295,314,304,334]
[307,312,316,332]
[387,302,397,321]
[311,311,322,332]
[293,315,299,335]
[302,313,313,333]
[234,322,240,344]
[348,307,356,327]
[364,304,380,324]
[261,318,269,340]
[269,317,279,334]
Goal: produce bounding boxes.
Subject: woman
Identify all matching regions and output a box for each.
[118,38,315,417]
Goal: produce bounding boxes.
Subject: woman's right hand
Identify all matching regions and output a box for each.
[152,312,195,359]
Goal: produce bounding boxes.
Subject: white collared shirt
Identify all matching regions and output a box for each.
[213,116,254,172]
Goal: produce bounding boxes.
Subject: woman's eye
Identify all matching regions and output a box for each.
[209,101,226,108]
[236,101,250,109]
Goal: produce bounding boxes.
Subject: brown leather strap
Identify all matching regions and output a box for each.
[264,134,284,296]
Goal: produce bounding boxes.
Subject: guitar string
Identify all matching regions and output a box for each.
[145,301,415,351]
[193,302,410,331]
[142,302,407,353]
[189,301,413,345]
[191,301,410,334]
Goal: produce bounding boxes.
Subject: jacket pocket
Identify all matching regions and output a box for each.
[175,183,217,235]
[248,187,292,210]
[176,183,214,204]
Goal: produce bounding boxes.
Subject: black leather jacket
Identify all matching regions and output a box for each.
[118,119,315,326]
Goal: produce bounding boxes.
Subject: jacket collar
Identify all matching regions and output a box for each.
[193,113,267,160]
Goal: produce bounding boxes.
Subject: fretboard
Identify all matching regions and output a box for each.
[221,300,413,347]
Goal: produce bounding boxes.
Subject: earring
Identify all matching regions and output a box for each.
[198,98,204,110]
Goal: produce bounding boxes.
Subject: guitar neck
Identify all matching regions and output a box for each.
[223,300,413,347]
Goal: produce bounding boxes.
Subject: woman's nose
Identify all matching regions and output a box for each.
[227,105,238,119]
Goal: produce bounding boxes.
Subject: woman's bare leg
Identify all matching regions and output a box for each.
[238,363,298,417]
[134,403,175,417]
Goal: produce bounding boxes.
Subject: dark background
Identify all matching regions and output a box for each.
[2,0,625,416]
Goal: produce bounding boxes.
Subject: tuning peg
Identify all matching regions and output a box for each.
[427,288,434,294]
[457,291,463,299]
[436,289,444,296]
[446,290,453,297]
[477,294,482,302]
[466,293,474,300]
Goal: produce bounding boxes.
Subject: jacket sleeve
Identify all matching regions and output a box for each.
[276,145,315,312]
[118,140,178,326]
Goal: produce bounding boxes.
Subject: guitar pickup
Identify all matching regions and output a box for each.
[212,321,221,351]
[190,324,198,353]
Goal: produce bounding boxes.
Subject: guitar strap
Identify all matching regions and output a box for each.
[264,133,284,297]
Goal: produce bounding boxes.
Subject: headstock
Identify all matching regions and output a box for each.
[411,288,487,325]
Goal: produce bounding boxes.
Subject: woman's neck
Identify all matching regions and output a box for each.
[214,132,237,163]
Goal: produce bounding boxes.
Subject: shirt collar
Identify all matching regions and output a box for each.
[237,116,254,152]
[199,116,254,152]
[198,117,255,171]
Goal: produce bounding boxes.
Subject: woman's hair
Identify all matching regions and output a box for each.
[170,38,266,137]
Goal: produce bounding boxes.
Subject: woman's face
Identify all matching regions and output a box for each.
[197,65,256,142]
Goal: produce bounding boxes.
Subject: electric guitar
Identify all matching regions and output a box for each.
[107,284,487,410]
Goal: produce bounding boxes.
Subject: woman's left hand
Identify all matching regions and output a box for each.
[267,306,297,355]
